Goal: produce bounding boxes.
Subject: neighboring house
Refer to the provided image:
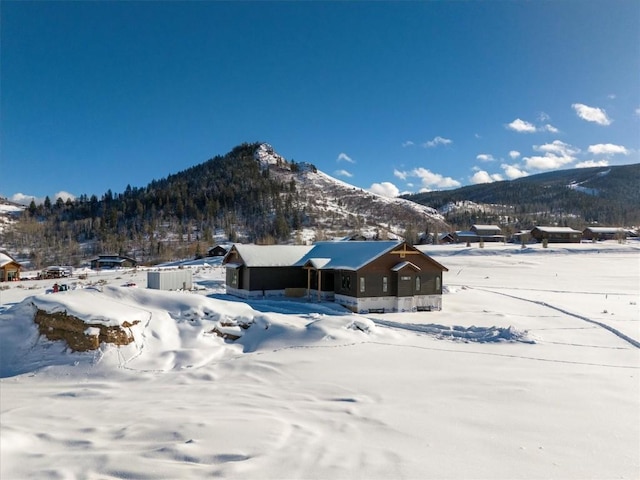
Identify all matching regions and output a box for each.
[223,241,448,313]
[530,226,582,243]
[453,231,479,244]
[90,254,138,269]
[0,250,21,281]
[470,225,505,242]
[437,232,457,244]
[207,245,228,257]
[511,230,532,244]
[582,227,626,241]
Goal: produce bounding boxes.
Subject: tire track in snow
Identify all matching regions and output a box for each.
[469,286,640,349]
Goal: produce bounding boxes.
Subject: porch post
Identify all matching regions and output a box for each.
[317,270,322,302]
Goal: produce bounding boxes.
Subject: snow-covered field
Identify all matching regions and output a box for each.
[1,242,639,479]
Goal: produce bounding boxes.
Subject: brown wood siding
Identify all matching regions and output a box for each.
[245,267,307,291]
[351,247,444,298]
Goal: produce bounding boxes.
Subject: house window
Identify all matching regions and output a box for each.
[382,276,388,293]
[435,275,441,291]
[415,276,421,292]
[360,277,365,293]
[232,271,238,286]
[341,275,351,291]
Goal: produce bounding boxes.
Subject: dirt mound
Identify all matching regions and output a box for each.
[34,309,139,351]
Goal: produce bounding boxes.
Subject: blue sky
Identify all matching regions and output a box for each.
[2,1,639,204]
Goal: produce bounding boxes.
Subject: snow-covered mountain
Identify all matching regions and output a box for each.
[253,143,447,239]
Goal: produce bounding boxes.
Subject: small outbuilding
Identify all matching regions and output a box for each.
[0,251,21,282]
[147,269,193,291]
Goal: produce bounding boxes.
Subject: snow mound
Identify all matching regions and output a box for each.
[372,319,533,343]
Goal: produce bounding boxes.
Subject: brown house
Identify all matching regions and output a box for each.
[90,254,138,269]
[470,224,505,242]
[223,241,448,313]
[0,251,21,282]
[582,227,626,241]
[530,226,582,243]
[207,245,228,257]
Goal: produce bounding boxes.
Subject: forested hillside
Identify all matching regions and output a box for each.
[1,143,444,268]
[2,144,308,267]
[404,164,640,230]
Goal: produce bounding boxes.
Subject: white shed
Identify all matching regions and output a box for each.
[147,269,193,291]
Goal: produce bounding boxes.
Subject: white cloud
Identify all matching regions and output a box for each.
[10,193,38,205]
[368,182,400,198]
[393,169,408,181]
[401,141,415,147]
[635,107,640,117]
[392,167,461,189]
[476,153,495,162]
[501,163,529,179]
[54,191,76,202]
[607,94,616,100]
[470,170,503,184]
[509,150,521,159]
[334,169,353,178]
[9,191,75,206]
[575,160,610,168]
[474,133,482,139]
[572,103,612,125]
[524,154,575,170]
[337,153,355,163]
[506,118,537,133]
[411,167,461,189]
[423,136,452,148]
[543,124,559,133]
[587,143,629,156]
[533,140,579,157]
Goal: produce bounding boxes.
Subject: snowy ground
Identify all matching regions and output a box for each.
[1,242,639,479]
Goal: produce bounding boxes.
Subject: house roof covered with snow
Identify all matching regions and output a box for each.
[532,226,582,233]
[0,251,20,268]
[295,241,401,271]
[583,227,625,233]
[226,244,313,267]
[471,224,502,232]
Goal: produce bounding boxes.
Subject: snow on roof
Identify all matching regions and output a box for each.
[303,258,332,269]
[295,241,401,271]
[533,226,582,233]
[391,261,421,272]
[472,224,502,231]
[230,244,313,267]
[0,251,19,268]
[583,227,625,233]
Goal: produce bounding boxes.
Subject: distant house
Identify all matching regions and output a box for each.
[90,254,138,270]
[0,251,21,281]
[207,245,228,257]
[453,231,479,244]
[511,230,532,244]
[582,227,626,241]
[223,241,448,313]
[470,225,505,242]
[530,226,582,243]
[437,232,457,244]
